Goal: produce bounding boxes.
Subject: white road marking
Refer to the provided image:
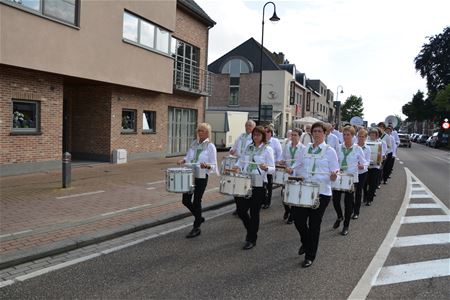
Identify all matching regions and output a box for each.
[409,194,432,199]
[146,187,156,190]
[401,215,450,224]
[0,206,235,288]
[374,259,450,286]
[408,203,441,209]
[0,229,33,239]
[393,233,450,247]
[101,204,152,216]
[146,180,165,185]
[56,190,105,199]
[399,161,404,164]
[430,155,450,164]
[15,253,101,282]
[349,167,449,299]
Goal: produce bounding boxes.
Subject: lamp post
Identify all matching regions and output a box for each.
[258,1,280,125]
[335,85,344,126]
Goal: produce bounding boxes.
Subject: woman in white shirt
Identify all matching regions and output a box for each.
[178,123,218,238]
[293,122,339,268]
[353,128,371,219]
[233,126,275,250]
[280,128,305,224]
[364,128,387,206]
[332,126,366,236]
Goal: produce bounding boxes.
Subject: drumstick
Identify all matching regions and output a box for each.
[239,161,275,167]
[184,162,217,166]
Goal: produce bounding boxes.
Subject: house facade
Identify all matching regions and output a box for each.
[0,0,215,175]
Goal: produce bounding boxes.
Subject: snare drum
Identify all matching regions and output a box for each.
[283,181,320,208]
[219,174,252,197]
[166,168,194,193]
[332,173,354,192]
[250,174,264,187]
[273,166,288,185]
[221,155,238,175]
[367,142,382,166]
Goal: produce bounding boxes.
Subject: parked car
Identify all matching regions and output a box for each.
[429,131,449,148]
[425,136,433,146]
[418,134,429,144]
[411,133,420,142]
[398,133,411,148]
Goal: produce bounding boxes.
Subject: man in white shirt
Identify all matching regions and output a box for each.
[263,125,282,209]
[383,126,396,184]
[301,124,313,146]
[230,120,256,158]
[325,123,340,154]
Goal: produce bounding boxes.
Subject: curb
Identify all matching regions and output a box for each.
[0,197,235,270]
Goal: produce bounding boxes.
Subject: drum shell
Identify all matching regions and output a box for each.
[283,181,319,208]
[166,168,194,193]
[219,174,252,197]
[273,169,288,185]
[331,173,354,192]
[193,165,208,179]
[250,174,264,187]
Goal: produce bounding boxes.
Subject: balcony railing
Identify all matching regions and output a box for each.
[173,62,212,96]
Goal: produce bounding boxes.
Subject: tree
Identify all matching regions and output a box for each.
[433,84,450,112]
[402,90,426,122]
[341,95,364,121]
[414,27,450,98]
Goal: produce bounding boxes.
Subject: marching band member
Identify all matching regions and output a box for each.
[178,123,218,238]
[364,128,387,206]
[300,124,313,146]
[263,125,282,209]
[378,122,392,186]
[280,128,305,224]
[229,120,256,215]
[353,128,371,219]
[332,126,367,236]
[332,122,343,144]
[383,126,396,184]
[325,123,340,154]
[233,126,275,250]
[293,122,339,268]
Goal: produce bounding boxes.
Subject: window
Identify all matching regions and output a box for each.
[317,102,319,111]
[172,38,200,90]
[12,100,40,133]
[6,0,78,25]
[306,93,311,111]
[122,109,136,132]
[122,11,171,55]
[221,58,252,106]
[143,111,156,133]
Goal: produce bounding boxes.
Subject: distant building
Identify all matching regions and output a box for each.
[0,0,215,175]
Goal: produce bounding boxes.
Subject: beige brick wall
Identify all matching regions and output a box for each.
[0,65,63,164]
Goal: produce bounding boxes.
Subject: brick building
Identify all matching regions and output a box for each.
[0,0,215,175]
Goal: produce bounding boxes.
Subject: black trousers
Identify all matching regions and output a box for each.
[332,190,354,227]
[354,172,368,215]
[364,168,379,203]
[182,176,208,228]
[236,185,266,243]
[265,174,273,206]
[292,195,331,261]
[383,153,394,182]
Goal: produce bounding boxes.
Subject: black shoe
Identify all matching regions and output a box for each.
[302,259,313,268]
[366,201,372,206]
[383,181,387,185]
[283,212,289,220]
[186,228,201,238]
[377,185,381,189]
[352,214,359,220]
[262,204,270,209]
[333,218,343,229]
[242,241,255,250]
[298,245,305,255]
[232,210,238,216]
[341,227,349,236]
[286,218,293,225]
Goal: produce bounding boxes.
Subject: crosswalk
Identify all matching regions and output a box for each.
[349,167,450,299]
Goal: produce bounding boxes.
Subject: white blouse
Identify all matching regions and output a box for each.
[336,144,367,183]
[359,144,371,174]
[236,143,275,183]
[325,133,340,154]
[282,141,305,168]
[267,137,283,162]
[296,142,340,196]
[184,138,219,175]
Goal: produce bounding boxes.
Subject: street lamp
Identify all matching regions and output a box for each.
[334,85,344,126]
[258,1,280,124]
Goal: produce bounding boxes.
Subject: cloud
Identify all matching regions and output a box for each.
[197,0,450,124]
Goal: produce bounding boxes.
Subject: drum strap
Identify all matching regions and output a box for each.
[191,140,208,163]
[289,145,298,166]
[341,145,353,171]
[307,145,323,175]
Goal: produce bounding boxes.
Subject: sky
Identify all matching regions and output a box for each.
[196,0,449,125]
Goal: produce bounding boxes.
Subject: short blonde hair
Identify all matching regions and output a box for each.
[197,123,212,138]
[358,128,368,137]
[342,125,356,136]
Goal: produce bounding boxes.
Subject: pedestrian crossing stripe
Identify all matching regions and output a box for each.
[393,233,450,247]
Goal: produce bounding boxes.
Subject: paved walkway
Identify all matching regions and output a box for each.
[0,152,233,269]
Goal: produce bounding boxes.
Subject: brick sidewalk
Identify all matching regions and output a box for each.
[0,152,233,269]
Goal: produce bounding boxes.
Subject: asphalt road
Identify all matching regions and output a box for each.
[0,146,448,299]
